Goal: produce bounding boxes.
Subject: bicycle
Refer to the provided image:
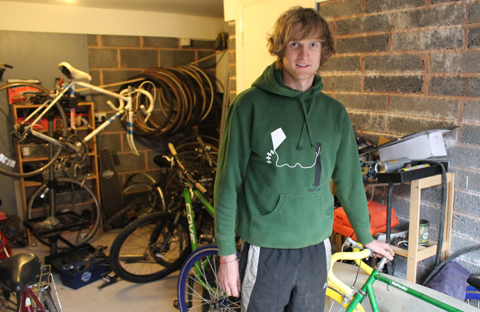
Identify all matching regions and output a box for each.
[326,237,476,312]
[109,140,217,284]
[0,62,154,178]
[0,62,154,249]
[103,135,218,231]
[0,242,62,312]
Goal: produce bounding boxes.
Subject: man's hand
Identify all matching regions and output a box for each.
[218,254,241,297]
[365,240,395,261]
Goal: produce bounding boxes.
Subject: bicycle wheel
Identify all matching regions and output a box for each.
[109,211,191,283]
[26,178,101,249]
[177,244,241,312]
[325,287,365,312]
[0,82,67,178]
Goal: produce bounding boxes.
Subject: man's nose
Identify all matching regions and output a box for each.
[298,45,308,58]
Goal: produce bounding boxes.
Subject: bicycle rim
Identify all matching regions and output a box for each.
[177,245,241,312]
[0,83,67,178]
[26,178,101,249]
[39,289,59,312]
[109,212,191,283]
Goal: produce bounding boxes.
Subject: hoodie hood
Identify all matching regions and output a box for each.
[252,63,324,150]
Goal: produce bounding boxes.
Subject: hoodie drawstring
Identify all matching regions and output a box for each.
[297,97,315,150]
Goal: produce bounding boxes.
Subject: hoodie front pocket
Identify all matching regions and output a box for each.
[249,193,332,248]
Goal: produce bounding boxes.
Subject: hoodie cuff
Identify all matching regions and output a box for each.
[355,231,374,246]
[217,239,238,256]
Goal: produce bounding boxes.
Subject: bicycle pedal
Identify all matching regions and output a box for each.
[173,300,180,310]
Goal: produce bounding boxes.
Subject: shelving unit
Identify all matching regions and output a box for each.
[390,172,455,283]
[12,102,101,246]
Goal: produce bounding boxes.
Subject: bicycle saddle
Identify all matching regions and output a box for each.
[58,62,92,81]
[468,276,480,291]
[0,253,41,292]
[153,155,172,168]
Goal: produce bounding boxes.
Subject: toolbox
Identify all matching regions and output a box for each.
[59,262,110,289]
[333,201,399,241]
[45,243,110,289]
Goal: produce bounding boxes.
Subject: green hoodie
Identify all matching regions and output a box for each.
[214,63,373,256]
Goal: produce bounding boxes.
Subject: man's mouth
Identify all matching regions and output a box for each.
[297,64,309,67]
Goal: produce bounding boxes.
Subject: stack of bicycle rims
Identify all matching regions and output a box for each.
[118,65,217,139]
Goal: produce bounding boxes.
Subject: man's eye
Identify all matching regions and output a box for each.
[291,42,298,47]
[311,43,319,48]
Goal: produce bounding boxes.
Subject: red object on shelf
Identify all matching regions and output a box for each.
[0,231,12,259]
[333,201,399,241]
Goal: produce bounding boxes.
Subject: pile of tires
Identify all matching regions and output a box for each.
[119,65,217,139]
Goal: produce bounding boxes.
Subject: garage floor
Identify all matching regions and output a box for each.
[14,231,475,312]
[15,230,179,312]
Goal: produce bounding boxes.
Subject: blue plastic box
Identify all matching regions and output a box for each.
[60,264,110,289]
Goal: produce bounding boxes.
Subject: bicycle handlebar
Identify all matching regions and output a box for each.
[168,142,178,156]
[195,183,207,193]
[328,248,372,299]
[0,63,13,69]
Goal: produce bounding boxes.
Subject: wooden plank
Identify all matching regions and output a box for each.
[406,179,422,283]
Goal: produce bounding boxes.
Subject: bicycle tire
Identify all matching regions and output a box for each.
[177,244,241,312]
[109,211,191,283]
[325,287,365,312]
[123,173,166,211]
[0,82,67,178]
[102,203,148,231]
[26,178,101,249]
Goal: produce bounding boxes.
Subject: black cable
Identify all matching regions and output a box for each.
[423,244,480,286]
[420,160,447,266]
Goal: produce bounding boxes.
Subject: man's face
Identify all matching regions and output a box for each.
[282,23,322,92]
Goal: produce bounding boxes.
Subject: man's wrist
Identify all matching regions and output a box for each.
[219,254,238,264]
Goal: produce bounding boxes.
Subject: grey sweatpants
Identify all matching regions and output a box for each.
[239,239,331,312]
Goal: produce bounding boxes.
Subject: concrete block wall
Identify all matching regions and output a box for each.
[86,34,219,184]
[227,21,237,104]
[319,0,480,280]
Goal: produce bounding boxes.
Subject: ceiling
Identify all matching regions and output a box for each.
[3,0,225,18]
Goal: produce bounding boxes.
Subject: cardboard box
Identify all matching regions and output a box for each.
[377,127,456,161]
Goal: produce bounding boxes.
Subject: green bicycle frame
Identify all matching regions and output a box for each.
[346,269,464,312]
[181,186,218,295]
[181,187,215,253]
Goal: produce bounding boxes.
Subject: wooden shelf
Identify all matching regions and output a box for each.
[400,172,454,283]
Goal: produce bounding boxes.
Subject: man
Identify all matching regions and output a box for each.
[214,6,394,312]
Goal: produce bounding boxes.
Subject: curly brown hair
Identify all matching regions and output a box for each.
[267,6,335,70]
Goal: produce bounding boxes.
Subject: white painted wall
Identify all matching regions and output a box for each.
[235,0,315,93]
[0,1,227,39]
[224,0,236,21]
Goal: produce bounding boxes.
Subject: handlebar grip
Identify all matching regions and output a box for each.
[168,143,177,156]
[196,183,207,193]
[1,64,13,69]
